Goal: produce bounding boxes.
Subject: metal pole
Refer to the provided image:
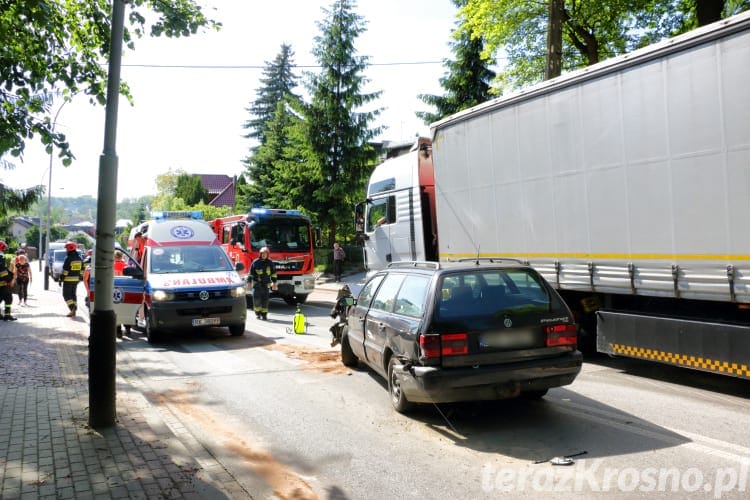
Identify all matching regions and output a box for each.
[43,101,67,286]
[89,0,124,429]
[38,199,43,271]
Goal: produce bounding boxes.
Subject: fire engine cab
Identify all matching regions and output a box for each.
[210,208,316,305]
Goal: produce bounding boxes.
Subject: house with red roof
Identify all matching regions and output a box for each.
[198,174,236,208]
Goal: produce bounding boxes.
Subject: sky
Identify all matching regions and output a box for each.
[2,0,458,202]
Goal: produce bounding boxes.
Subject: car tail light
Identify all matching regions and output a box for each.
[420,334,441,359]
[441,333,469,356]
[420,333,469,360]
[545,323,578,347]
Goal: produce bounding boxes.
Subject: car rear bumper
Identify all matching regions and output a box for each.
[395,352,583,403]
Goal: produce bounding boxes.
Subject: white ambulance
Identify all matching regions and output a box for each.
[125,211,247,342]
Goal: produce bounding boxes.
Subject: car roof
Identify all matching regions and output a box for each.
[384,259,529,275]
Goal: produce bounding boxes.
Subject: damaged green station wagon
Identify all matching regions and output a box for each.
[340,260,583,413]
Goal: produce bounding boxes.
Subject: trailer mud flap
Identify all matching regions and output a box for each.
[597,311,750,380]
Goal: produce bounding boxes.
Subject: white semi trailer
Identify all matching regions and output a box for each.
[356,10,750,379]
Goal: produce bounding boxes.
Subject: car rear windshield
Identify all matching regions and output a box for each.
[435,269,562,320]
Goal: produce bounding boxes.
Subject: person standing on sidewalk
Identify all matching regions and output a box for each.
[14,252,31,305]
[0,240,18,320]
[59,241,84,317]
[248,246,277,320]
[333,242,346,283]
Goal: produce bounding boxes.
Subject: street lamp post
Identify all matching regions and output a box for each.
[43,99,69,289]
[38,193,43,272]
[90,0,125,429]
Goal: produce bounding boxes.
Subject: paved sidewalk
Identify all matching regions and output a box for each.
[0,265,251,499]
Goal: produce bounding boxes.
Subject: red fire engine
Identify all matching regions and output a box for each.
[210,208,316,305]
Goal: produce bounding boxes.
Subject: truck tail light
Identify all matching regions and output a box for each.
[419,332,469,360]
[545,324,578,347]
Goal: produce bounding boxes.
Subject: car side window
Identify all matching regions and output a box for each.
[370,273,406,313]
[357,275,385,309]
[393,275,430,318]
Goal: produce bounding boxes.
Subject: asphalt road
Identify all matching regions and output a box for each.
[110,286,750,499]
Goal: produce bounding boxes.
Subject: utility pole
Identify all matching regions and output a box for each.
[89,0,125,429]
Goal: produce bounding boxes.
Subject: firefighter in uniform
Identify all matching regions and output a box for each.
[248,246,277,320]
[60,241,84,317]
[0,241,18,321]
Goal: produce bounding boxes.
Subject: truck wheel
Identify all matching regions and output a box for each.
[229,323,245,336]
[340,328,358,367]
[145,309,160,343]
[283,296,297,306]
[388,357,413,413]
[295,294,308,304]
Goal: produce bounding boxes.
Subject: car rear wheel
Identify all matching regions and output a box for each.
[340,327,358,367]
[229,323,245,336]
[388,357,413,413]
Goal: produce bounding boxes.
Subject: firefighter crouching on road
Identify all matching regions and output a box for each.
[248,246,277,320]
[0,241,18,321]
[60,241,84,317]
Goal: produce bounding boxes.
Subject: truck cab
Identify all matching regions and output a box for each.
[357,138,437,271]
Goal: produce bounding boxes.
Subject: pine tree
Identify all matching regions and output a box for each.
[242,44,301,145]
[240,98,309,209]
[305,0,382,245]
[417,0,495,125]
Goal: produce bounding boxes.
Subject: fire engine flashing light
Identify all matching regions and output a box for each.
[251,208,301,216]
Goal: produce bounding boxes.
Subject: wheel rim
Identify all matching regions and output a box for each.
[390,365,402,403]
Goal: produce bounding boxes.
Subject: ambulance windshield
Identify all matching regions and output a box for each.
[149,246,233,274]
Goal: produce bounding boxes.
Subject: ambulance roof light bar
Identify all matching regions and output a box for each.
[151,210,203,220]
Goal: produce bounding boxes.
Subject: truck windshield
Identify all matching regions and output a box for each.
[149,246,233,274]
[250,221,310,252]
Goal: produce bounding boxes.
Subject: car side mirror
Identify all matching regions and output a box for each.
[235,262,245,272]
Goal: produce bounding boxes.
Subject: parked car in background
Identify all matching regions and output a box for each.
[45,241,65,276]
[51,249,67,283]
[51,247,85,283]
[340,260,583,413]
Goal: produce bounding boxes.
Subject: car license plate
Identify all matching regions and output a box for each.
[192,317,220,327]
[479,329,537,349]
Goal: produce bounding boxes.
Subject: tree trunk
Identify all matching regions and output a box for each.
[696,0,724,26]
[545,0,564,79]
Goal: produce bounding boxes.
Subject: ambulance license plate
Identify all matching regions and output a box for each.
[192,317,220,327]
